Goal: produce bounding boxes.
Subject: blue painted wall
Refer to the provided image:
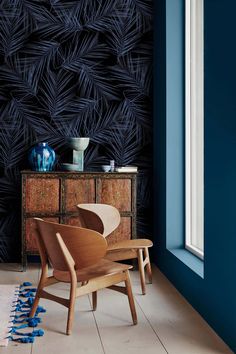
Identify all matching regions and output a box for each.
[154,0,236,351]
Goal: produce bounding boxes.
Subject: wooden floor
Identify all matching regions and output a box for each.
[0,264,232,354]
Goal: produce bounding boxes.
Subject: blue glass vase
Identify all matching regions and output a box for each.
[28,143,56,172]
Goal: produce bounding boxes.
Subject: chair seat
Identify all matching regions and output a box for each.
[105,248,137,261]
[53,259,132,283]
[107,238,153,251]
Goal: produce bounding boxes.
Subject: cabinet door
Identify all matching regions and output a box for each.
[25,217,59,253]
[106,217,131,245]
[99,178,132,211]
[64,216,83,227]
[25,178,60,213]
[64,179,95,212]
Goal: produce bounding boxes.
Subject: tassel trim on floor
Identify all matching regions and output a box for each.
[7,282,45,344]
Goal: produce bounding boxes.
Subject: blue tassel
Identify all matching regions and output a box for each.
[13,297,34,308]
[14,304,30,310]
[21,282,32,287]
[12,307,29,313]
[27,297,35,306]
[12,337,35,343]
[10,313,27,319]
[11,317,41,325]
[10,317,41,330]
[9,329,44,337]
[27,317,42,327]
[20,303,31,308]
[11,330,30,336]
[31,329,44,337]
[36,306,46,314]
[10,324,29,332]
[13,330,31,336]
[11,313,27,319]
[9,282,45,344]
[12,300,21,304]
[11,319,26,324]
[20,291,35,298]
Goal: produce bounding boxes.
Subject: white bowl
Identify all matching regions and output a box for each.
[101,165,111,172]
[67,137,90,151]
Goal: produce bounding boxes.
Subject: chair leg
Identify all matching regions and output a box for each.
[137,249,146,295]
[144,247,152,284]
[66,302,75,335]
[92,291,97,311]
[29,292,41,318]
[66,278,76,335]
[124,270,137,325]
[29,266,47,318]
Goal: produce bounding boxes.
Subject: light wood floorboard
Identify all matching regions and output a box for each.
[131,267,233,354]
[90,288,167,354]
[0,264,233,354]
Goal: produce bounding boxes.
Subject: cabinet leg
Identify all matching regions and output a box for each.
[22,254,27,272]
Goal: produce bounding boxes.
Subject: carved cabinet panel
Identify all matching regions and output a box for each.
[107,217,131,245]
[26,217,59,252]
[21,171,137,269]
[100,179,132,211]
[25,178,60,213]
[64,179,95,212]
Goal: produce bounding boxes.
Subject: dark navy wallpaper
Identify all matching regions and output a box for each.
[0,0,153,261]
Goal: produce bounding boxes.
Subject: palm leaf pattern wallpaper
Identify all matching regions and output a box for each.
[0,0,153,261]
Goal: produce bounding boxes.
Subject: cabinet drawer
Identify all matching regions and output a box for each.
[25,178,60,213]
[25,217,59,252]
[64,179,95,212]
[100,179,132,211]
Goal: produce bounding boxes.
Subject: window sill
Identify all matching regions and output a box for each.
[168,248,204,278]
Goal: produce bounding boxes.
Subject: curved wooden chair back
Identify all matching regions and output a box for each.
[34,218,107,271]
[77,204,121,237]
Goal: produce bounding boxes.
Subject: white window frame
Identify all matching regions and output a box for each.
[185,0,204,260]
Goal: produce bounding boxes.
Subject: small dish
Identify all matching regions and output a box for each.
[101,165,111,172]
[61,163,81,171]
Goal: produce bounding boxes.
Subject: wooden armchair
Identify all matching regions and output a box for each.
[30,218,137,335]
[76,204,153,295]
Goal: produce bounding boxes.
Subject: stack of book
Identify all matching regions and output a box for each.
[115,166,138,172]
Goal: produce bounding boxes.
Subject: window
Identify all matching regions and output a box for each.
[185,0,204,259]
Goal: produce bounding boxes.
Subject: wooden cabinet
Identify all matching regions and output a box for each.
[21,171,137,268]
